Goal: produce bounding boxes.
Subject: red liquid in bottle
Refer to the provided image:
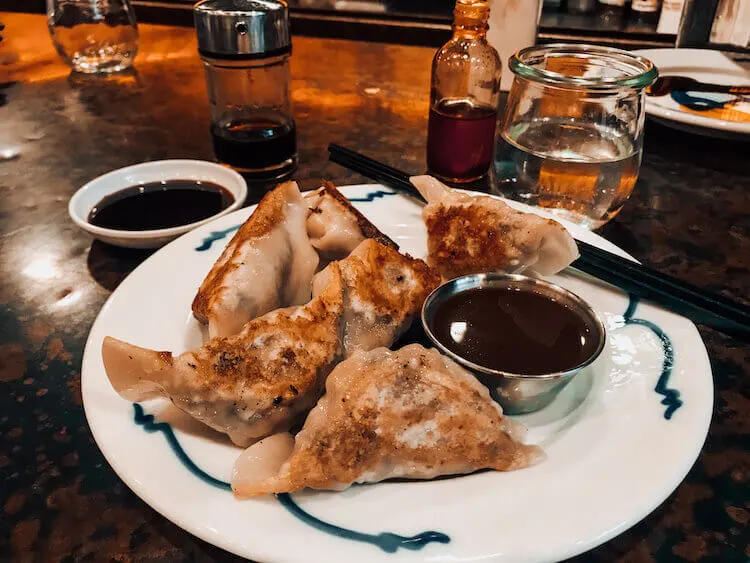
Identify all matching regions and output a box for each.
[427,100,498,183]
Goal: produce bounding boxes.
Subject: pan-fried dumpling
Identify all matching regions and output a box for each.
[410,175,578,279]
[312,239,441,356]
[305,182,397,263]
[103,267,345,447]
[193,182,397,338]
[192,181,319,338]
[103,242,438,447]
[232,344,542,497]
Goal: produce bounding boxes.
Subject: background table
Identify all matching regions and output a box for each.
[1,12,748,562]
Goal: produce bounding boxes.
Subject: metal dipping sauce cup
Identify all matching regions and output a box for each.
[421,273,606,414]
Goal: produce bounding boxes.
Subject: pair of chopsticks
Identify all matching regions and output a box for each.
[328,143,750,341]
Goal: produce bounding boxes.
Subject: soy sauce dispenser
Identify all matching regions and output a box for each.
[194,0,297,180]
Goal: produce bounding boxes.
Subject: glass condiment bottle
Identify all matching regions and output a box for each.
[194,0,297,180]
[426,0,502,184]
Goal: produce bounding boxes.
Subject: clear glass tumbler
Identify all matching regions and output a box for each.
[493,44,657,229]
[47,0,139,74]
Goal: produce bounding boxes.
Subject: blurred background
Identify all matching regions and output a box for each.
[5,0,750,50]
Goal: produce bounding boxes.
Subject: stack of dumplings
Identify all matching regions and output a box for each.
[102,180,545,496]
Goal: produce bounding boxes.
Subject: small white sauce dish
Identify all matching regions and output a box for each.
[68,160,247,249]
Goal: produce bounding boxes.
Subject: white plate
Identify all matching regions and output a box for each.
[635,48,750,138]
[81,185,713,563]
[69,160,247,249]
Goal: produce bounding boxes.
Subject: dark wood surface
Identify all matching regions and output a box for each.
[1,12,748,563]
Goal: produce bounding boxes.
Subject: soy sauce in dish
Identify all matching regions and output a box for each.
[430,287,596,375]
[88,180,234,231]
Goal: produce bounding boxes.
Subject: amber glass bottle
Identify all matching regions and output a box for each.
[427,0,502,183]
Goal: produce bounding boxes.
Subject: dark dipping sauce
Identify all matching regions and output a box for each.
[430,287,597,375]
[87,180,234,231]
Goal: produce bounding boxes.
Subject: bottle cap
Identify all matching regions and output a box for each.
[194,0,290,59]
[454,0,490,29]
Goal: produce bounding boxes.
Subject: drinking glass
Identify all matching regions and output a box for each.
[493,44,657,229]
[47,0,139,74]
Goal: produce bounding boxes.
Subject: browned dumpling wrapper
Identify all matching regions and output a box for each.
[103,240,439,448]
[410,175,579,280]
[193,181,396,339]
[232,344,542,497]
[104,265,345,447]
[192,181,319,339]
[305,181,398,263]
[312,239,441,356]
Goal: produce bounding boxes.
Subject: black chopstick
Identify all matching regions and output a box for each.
[577,239,748,316]
[327,143,750,341]
[572,259,750,339]
[329,145,425,202]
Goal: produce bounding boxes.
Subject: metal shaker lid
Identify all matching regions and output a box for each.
[194,0,290,59]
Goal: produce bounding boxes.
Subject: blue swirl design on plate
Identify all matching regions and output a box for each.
[275,493,449,553]
[195,225,241,252]
[132,404,450,553]
[670,90,742,112]
[133,404,232,491]
[622,295,682,419]
[346,189,398,203]
[193,189,399,252]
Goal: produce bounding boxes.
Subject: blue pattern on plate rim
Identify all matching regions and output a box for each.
[167,188,681,551]
[194,225,241,252]
[345,189,398,203]
[130,298,681,552]
[622,295,682,419]
[193,189,398,252]
[132,404,450,553]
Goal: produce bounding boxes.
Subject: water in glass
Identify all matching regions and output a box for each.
[495,118,641,229]
[47,0,138,73]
